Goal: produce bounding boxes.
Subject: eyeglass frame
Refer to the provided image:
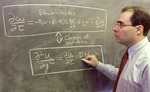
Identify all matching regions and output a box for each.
[115,21,134,29]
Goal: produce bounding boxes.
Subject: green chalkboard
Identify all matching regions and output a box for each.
[0,0,150,92]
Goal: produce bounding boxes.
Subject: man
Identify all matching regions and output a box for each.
[82,6,150,92]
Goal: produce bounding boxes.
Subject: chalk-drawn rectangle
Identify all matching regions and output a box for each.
[3,4,107,37]
[29,45,104,76]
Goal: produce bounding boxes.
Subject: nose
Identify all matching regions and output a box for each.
[113,25,119,32]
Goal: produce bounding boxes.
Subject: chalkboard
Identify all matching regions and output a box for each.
[0,0,150,92]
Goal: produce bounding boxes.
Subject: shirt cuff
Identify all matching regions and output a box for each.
[95,61,105,72]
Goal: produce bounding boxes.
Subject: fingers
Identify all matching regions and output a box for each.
[81,59,91,64]
[84,55,94,61]
[81,55,93,63]
[81,55,99,67]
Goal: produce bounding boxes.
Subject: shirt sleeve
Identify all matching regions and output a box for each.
[142,64,150,92]
[96,62,119,80]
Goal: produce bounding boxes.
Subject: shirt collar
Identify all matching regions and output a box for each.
[128,37,149,59]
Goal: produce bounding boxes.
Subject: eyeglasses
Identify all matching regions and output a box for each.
[115,21,133,29]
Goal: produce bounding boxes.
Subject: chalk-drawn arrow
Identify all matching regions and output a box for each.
[55,32,63,44]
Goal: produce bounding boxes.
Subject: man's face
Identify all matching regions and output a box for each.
[113,11,137,47]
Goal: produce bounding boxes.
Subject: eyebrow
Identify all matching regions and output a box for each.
[117,21,125,24]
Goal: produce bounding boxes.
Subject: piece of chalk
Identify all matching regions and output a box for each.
[81,59,85,61]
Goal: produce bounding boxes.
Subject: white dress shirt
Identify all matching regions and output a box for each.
[96,37,150,92]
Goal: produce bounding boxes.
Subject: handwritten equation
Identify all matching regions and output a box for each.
[3,4,107,37]
[29,45,104,76]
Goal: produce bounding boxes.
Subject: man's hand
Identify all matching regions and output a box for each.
[81,55,99,67]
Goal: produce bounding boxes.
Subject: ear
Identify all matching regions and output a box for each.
[136,25,144,35]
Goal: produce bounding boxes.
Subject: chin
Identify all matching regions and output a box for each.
[116,39,121,43]
[116,40,123,44]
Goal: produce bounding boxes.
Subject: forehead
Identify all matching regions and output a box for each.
[117,11,133,24]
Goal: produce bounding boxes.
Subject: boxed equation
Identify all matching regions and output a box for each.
[29,45,104,76]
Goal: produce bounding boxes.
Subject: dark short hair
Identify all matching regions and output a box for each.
[122,6,150,36]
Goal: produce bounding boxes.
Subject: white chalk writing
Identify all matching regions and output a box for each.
[29,45,104,75]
